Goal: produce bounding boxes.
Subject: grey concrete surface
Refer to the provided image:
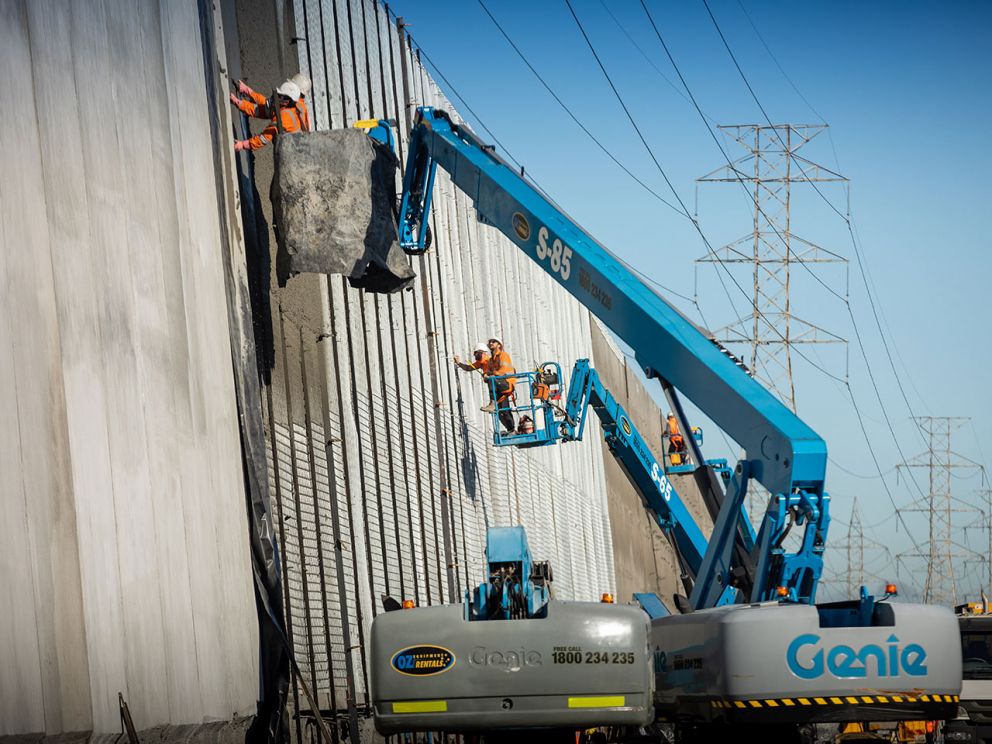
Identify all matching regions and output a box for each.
[233,0,614,725]
[0,0,256,735]
[589,320,714,612]
[0,717,252,744]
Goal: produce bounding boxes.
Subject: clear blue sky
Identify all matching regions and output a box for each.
[390,0,992,602]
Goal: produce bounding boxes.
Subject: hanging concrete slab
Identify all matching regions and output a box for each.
[272,128,415,292]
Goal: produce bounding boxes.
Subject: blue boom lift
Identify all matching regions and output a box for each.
[397,107,826,605]
[369,108,961,740]
[485,359,713,595]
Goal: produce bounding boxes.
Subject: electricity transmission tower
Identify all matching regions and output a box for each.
[847,502,864,595]
[896,416,984,605]
[827,497,891,597]
[967,488,992,599]
[697,124,847,413]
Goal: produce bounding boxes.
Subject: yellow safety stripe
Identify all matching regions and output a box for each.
[709,694,958,710]
[392,700,448,713]
[568,696,626,709]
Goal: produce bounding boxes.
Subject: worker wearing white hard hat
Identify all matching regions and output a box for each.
[452,336,516,432]
[275,80,301,100]
[289,73,313,98]
[482,337,516,432]
[453,342,490,374]
[229,78,311,151]
[287,74,314,131]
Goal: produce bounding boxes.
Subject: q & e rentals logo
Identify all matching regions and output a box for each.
[391,645,456,677]
[511,212,531,241]
[786,634,928,680]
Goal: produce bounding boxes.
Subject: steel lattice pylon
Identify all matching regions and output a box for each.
[697,124,847,412]
[897,416,983,606]
[821,496,891,599]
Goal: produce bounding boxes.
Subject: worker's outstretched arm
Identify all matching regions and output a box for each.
[232,96,268,119]
[453,355,485,373]
[239,124,277,151]
[246,87,268,107]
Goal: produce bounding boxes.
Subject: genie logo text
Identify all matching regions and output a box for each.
[786,634,927,680]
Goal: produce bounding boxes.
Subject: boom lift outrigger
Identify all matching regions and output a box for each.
[369,108,961,740]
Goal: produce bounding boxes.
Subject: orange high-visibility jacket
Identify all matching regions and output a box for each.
[485,350,515,400]
[242,98,312,151]
[235,87,271,117]
[236,90,312,125]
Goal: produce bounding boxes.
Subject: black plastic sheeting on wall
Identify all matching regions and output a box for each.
[195,1,291,742]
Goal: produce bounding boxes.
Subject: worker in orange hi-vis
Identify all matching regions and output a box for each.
[453,342,489,375]
[666,411,687,465]
[483,337,516,433]
[229,78,311,151]
[454,337,516,432]
[288,73,313,129]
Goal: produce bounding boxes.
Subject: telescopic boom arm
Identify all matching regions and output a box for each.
[397,107,829,604]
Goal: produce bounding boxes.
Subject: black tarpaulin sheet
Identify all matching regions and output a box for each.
[272,128,415,292]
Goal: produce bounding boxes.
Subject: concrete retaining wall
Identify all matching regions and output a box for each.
[227,1,710,734]
[589,321,714,610]
[0,0,257,735]
[229,0,620,728]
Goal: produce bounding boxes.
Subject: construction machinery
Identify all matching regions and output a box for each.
[943,598,992,742]
[368,108,962,739]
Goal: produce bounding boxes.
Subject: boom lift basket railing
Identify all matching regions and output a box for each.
[488,362,566,448]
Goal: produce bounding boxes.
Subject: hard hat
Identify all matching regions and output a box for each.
[667,411,675,418]
[276,80,302,100]
[289,73,312,97]
[488,336,502,346]
[473,342,488,354]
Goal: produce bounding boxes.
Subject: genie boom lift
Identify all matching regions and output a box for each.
[368,109,961,740]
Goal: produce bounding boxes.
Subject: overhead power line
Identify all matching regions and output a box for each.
[733,0,827,124]
[596,0,718,125]
[474,0,685,217]
[700,0,932,454]
[562,0,845,386]
[562,0,694,223]
[387,3,702,310]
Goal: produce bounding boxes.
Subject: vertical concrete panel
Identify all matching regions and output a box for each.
[334,0,357,121]
[2,0,257,734]
[160,0,257,720]
[328,279,375,697]
[0,48,49,724]
[0,1,90,733]
[121,0,204,721]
